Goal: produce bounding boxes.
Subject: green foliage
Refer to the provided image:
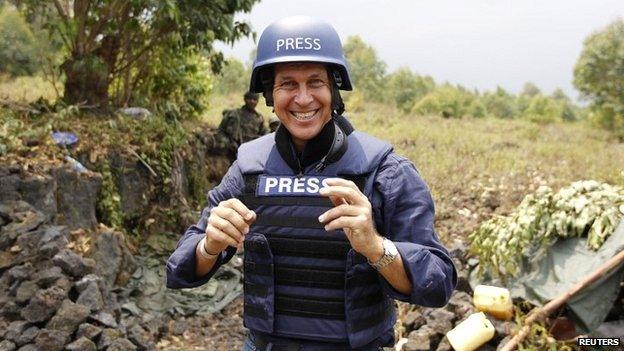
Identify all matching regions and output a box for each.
[481,87,517,119]
[469,180,624,278]
[521,94,562,124]
[343,36,386,101]
[520,82,541,98]
[10,0,259,112]
[412,84,475,118]
[213,57,250,95]
[131,46,213,120]
[0,5,39,76]
[574,18,624,135]
[385,67,435,113]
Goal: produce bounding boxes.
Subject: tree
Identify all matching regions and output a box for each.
[213,57,250,95]
[10,0,258,113]
[0,5,39,76]
[343,35,386,101]
[520,82,541,97]
[386,67,435,113]
[574,18,624,133]
[481,87,517,119]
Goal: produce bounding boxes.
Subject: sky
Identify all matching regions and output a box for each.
[215,0,623,100]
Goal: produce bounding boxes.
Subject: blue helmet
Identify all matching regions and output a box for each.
[249,16,353,93]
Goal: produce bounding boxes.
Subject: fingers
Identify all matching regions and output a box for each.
[208,214,245,243]
[318,203,360,224]
[323,214,369,232]
[206,223,240,249]
[220,198,256,222]
[320,179,366,205]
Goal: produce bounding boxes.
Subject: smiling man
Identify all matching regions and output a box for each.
[166,16,457,351]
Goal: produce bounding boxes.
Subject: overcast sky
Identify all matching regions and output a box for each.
[216,0,623,99]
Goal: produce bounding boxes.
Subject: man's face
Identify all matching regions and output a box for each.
[272,62,332,150]
[244,96,258,109]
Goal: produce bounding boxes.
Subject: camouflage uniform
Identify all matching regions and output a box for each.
[218,105,268,160]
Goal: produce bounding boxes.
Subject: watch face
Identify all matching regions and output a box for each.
[384,239,398,256]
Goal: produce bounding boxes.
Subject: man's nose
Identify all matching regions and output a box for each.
[294,86,313,106]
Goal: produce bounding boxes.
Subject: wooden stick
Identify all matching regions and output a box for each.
[499,248,624,351]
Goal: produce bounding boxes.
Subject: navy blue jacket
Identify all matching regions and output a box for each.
[167,136,456,307]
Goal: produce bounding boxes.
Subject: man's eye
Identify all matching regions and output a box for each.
[279,81,297,89]
[309,79,326,88]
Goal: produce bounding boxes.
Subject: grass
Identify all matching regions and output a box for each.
[0,75,62,104]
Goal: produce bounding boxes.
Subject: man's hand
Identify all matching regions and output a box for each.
[205,198,256,254]
[318,178,383,261]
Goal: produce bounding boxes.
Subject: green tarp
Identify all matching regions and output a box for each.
[470,220,624,332]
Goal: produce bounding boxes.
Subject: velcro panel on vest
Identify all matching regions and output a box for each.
[243,233,275,334]
[276,294,345,320]
[268,235,350,260]
[275,264,345,290]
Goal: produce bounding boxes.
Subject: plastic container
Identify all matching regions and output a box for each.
[446,312,495,351]
[473,284,514,320]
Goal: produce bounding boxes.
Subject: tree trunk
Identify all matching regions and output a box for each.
[61,54,110,107]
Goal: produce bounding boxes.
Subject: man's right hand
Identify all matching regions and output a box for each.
[204,198,256,254]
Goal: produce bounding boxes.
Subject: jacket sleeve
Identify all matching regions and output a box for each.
[374,153,457,307]
[165,161,245,289]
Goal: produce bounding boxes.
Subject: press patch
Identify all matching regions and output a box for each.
[256,175,331,196]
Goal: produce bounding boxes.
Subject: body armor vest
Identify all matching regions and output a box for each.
[236,129,396,348]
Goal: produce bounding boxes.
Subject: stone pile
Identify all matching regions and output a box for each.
[0,201,155,351]
[398,239,515,351]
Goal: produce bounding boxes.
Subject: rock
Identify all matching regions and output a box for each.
[107,338,137,351]
[38,226,69,258]
[46,299,90,333]
[4,320,28,342]
[34,329,70,351]
[6,263,34,283]
[21,284,68,323]
[89,311,118,328]
[0,251,16,270]
[404,326,435,351]
[66,337,97,351]
[403,308,426,332]
[52,167,101,230]
[111,154,151,221]
[435,336,452,351]
[76,323,102,340]
[0,201,47,236]
[446,291,475,320]
[127,323,152,351]
[0,340,16,351]
[15,345,37,351]
[18,174,57,220]
[89,231,136,286]
[52,249,94,278]
[15,326,39,346]
[77,281,104,312]
[97,328,122,350]
[33,266,64,287]
[425,309,455,334]
[0,300,20,318]
[15,280,38,304]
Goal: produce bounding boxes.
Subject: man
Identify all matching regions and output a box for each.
[218,91,268,158]
[268,114,280,132]
[167,16,456,351]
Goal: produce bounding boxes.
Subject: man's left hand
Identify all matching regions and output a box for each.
[318,178,383,261]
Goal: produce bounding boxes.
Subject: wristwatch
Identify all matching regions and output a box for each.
[368,238,398,270]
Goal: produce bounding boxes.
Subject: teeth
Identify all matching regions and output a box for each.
[292,110,317,120]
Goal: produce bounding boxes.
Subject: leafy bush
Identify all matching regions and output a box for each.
[0,5,39,76]
[412,85,475,118]
[385,68,435,113]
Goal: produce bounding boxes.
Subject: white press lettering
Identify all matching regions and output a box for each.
[307,178,319,193]
[293,178,305,193]
[276,39,285,51]
[285,38,295,50]
[278,177,292,192]
[264,177,278,192]
[313,38,321,50]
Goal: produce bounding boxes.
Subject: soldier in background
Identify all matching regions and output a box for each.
[218,91,268,161]
[268,114,280,132]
